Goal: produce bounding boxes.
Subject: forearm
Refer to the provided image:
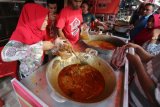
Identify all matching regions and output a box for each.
[134,60,158,106]
[128,54,157,105]
[57,29,66,39]
[1,40,43,62]
[95,20,104,27]
[1,41,29,61]
[135,45,153,62]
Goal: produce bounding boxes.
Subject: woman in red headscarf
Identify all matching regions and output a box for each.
[132,14,160,45]
[1,3,54,79]
[132,14,160,55]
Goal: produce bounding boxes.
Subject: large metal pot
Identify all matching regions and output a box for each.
[46,53,116,104]
[82,35,126,55]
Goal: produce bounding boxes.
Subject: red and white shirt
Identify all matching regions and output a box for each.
[56,6,83,44]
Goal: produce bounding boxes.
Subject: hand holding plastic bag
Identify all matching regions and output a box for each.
[51,37,73,59]
[54,37,68,48]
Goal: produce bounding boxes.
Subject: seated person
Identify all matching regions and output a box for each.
[81,2,107,30]
[126,43,160,107]
[132,14,160,46]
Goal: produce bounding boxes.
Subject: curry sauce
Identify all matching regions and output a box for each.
[88,40,116,50]
[58,64,105,102]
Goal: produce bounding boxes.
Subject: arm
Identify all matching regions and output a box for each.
[57,29,66,39]
[56,9,66,39]
[57,29,72,47]
[94,19,108,30]
[127,43,153,62]
[127,53,159,106]
[1,40,54,62]
[1,40,43,61]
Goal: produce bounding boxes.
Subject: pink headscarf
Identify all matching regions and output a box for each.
[153,14,160,28]
[10,3,49,45]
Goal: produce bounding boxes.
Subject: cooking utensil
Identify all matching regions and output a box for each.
[70,49,87,65]
[46,53,116,104]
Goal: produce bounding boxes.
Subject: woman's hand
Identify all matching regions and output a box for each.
[43,41,54,51]
[152,29,160,40]
[54,37,72,51]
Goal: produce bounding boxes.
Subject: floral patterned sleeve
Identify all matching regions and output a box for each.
[1,40,43,62]
[145,43,160,55]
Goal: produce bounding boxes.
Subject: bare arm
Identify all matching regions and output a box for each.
[94,19,108,30]
[57,29,66,39]
[57,28,73,47]
[127,53,159,106]
[1,40,44,62]
[127,43,154,62]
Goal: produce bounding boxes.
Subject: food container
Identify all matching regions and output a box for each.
[46,53,116,104]
[82,35,125,55]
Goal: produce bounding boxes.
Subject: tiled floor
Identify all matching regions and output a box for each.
[0,77,20,107]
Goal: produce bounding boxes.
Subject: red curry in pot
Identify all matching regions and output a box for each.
[58,64,105,102]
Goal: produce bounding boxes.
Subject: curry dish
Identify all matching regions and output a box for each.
[58,64,105,102]
[87,40,116,50]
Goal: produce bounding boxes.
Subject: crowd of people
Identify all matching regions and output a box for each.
[125,1,160,107]
[0,0,160,107]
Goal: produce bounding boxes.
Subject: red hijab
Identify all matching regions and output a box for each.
[153,14,160,28]
[10,3,49,45]
[133,14,160,46]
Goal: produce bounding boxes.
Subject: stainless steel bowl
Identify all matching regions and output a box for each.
[46,53,116,104]
[82,35,125,55]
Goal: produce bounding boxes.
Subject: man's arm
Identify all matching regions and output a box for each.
[94,19,108,30]
[57,29,66,39]
[57,28,72,47]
